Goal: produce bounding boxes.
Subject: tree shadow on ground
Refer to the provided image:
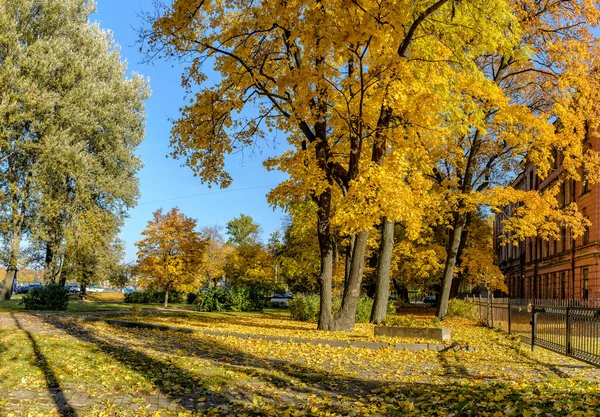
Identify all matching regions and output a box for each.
[43,317,384,415]
[11,313,76,417]
[150,311,314,332]
[42,316,600,416]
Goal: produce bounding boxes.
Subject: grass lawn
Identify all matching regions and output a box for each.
[0,292,192,313]
[1,309,599,416]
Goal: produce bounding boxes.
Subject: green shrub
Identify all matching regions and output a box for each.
[289,294,384,323]
[123,290,184,304]
[196,287,230,312]
[447,298,478,319]
[247,284,270,311]
[355,297,374,323]
[186,292,199,304]
[288,294,320,321]
[22,283,69,311]
[229,286,251,312]
[195,285,271,312]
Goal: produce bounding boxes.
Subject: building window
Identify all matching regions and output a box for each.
[552,273,557,299]
[560,182,566,206]
[560,271,566,299]
[529,171,535,191]
[582,268,589,299]
[561,227,567,252]
[553,238,557,255]
[581,179,590,195]
[582,208,590,246]
[528,241,532,261]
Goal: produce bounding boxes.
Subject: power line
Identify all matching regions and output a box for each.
[137,184,277,206]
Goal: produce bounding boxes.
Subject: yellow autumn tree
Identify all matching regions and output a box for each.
[135,207,206,307]
[144,0,520,330]
[429,0,600,319]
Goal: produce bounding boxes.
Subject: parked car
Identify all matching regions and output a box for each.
[122,287,134,294]
[87,285,104,293]
[17,282,43,294]
[269,293,293,307]
[424,295,437,306]
[66,284,80,294]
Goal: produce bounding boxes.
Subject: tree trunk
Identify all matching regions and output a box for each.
[449,212,472,298]
[370,217,395,324]
[437,215,466,320]
[0,224,22,300]
[79,283,87,299]
[44,243,54,284]
[316,190,335,330]
[344,234,356,283]
[333,230,369,331]
[393,279,409,303]
[164,287,169,308]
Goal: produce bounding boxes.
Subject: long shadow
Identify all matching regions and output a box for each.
[11,313,76,417]
[438,351,471,377]
[39,316,232,413]
[502,339,576,378]
[42,317,600,416]
[42,317,400,415]
[148,311,313,333]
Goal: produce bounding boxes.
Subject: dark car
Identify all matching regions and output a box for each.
[18,282,43,294]
[424,295,437,305]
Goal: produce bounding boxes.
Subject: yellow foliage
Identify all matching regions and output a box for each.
[135,208,206,301]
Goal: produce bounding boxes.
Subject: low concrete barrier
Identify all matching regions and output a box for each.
[374,326,451,342]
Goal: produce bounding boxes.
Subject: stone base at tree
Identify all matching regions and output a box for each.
[374,326,451,342]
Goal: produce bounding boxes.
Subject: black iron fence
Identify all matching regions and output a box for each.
[464,296,600,367]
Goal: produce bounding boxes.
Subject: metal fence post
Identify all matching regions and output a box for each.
[491,293,495,329]
[531,305,536,352]
[565,307,571,355]
[508,298,512,335]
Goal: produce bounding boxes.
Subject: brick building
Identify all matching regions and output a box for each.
[495,139,599,300]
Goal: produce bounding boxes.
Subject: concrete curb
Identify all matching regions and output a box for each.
[73,317,478,352]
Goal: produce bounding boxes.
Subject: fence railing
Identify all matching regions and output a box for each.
[464,296,600,367]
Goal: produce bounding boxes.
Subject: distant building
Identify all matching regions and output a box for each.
[495,138,599,300]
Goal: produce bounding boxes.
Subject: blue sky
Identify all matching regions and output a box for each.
[93,1,288,261]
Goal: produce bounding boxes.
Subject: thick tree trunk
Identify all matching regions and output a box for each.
[1,268,16,300]
[437,215,466,320]
[370,217,395,324]
[333,230,369,331]
[344,234,356,283]
[316,190,335,330]
[79,283,87,299]
[1,224,22,300]
[393,279,409,303]
[164,287,169,308]
[44,243,54,284]
[449,212,472,298]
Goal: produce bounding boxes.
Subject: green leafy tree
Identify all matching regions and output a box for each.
[226,214,261,246]
[0,0,149,299]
